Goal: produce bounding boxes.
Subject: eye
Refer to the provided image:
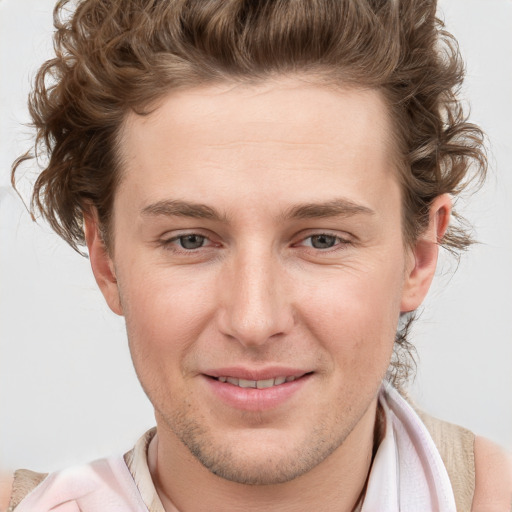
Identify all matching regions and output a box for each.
[175,234,207,250]
[157,231,221,260]
[304,234,341,249]
[160,233,211,251]
[309,234,337,249]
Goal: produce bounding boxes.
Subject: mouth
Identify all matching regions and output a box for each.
[204,370,313,411]
[211,375,304,389]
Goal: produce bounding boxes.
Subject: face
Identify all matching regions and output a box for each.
[89,78,436,485]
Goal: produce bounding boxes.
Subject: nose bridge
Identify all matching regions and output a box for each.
[218,239,292,346]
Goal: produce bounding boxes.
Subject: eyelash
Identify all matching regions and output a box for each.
[297,233,351,251]
[160,233,213,252]
[159,232,351,254]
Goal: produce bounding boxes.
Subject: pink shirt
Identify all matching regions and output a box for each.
[12,384,456,511]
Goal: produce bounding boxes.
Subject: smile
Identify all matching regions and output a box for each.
[215,376,298,389]
[205,371,312,411]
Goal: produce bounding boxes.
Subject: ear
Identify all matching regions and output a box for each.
[83,212,124,316]
[400,194,452,312]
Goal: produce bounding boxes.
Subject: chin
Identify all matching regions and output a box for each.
[192,440,337,485]
[167,410,350,485]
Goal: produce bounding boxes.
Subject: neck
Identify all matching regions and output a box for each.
[149,398,381,512]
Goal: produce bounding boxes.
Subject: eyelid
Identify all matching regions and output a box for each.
[159,230,220,251]
[159,227,215,241]
[295,230,351,244]
[169,234,207,247]
[156,229,353,253]
[292,231,354,254]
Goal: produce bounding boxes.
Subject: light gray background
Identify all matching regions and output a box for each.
[1,0,511,473]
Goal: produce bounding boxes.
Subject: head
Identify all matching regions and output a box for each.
[13,0,486,486]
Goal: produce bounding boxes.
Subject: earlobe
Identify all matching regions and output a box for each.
[83,212,124,316]
[400,194,452,312]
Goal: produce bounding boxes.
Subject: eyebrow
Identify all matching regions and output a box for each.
[141,200,226,221]
[140,198,374,222]
[282,198,375,220]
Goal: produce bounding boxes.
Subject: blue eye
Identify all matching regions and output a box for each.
[177,234,206,249]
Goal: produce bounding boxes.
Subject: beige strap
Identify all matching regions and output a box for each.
[7,469,48,511]
[416,410,476,512]
[6,418,475,511]
[124,428,167,512]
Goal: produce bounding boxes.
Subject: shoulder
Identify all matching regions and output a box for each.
[0,474,14,512]
[0,470,48,512]
[1,458,147,511]
[472,436,512,512]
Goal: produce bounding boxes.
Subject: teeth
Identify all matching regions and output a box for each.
[239,379,257,388]
[256,378,275,389]
[217,375,300,388]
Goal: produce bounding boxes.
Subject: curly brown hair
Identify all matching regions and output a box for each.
[12,0,487,385]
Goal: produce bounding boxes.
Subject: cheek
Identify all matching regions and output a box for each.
[118,275,210,406]
[295,261,404,365]
[117,266,216,358]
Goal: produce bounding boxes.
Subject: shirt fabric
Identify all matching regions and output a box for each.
[11,382,458,511]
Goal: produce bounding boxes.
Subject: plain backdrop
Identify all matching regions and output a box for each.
[1,0,511,473]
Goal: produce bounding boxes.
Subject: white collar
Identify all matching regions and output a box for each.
[361,382,456,511]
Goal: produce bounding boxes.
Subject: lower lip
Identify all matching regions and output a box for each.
[204,375,312,412]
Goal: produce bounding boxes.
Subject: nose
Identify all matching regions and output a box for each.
[216,244,294,347]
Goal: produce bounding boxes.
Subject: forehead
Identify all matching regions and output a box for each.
[121,78,394,153]
[116,78,398,217]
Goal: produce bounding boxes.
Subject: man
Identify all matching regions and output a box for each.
[2,0,511,510]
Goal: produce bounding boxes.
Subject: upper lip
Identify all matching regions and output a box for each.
[203,367,311,381]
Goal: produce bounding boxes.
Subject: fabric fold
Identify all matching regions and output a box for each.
[11,382,458,511]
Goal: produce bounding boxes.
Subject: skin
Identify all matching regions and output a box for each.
[2,78,506,511]
[0,476,13,512]
[85,78,452,511]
